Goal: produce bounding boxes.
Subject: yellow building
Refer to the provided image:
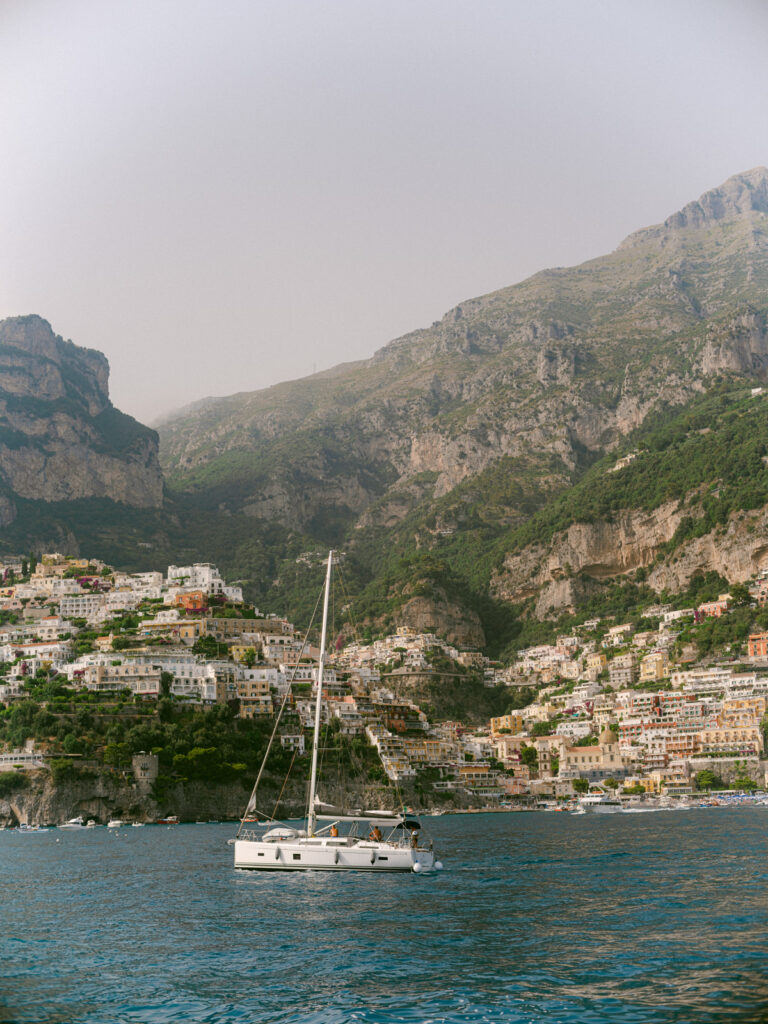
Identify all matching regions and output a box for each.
[586,652,607,673]
[235,677,272,718]
[176,620,206,643]
[640,650,669,683]
[490,712,524,735]
[231,644,258,664]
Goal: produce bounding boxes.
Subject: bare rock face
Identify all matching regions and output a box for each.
[396,588,486,649]
[536,344,576,386]
[700,311,768,377]
[493,493,768,614]
[0,316,163,515]
[0,316,109,412]
[493,502,685,613]
[648,507,768,592]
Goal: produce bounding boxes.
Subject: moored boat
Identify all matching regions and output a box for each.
[233,551,442,875]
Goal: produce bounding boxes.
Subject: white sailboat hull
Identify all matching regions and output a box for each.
[234,836,436,873]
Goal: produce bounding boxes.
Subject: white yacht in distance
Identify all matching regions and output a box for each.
[578,790,623,813]
[59,816,85,829]
[107,818,125,828]
[233,551,442,874]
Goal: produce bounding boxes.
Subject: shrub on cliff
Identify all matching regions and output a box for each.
[0,770,28,797]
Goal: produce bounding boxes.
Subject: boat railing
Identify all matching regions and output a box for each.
[238,828,263,842]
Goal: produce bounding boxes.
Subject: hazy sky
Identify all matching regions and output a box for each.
[2,0,768,424]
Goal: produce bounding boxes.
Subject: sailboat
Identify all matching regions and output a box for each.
[233,551,443,874]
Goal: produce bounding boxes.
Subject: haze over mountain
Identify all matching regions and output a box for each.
[5,168,768,649]
[159,168,768,533]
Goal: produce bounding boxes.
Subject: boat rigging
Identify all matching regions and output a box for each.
[232,550,443,873]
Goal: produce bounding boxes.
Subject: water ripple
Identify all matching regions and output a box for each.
[3,809,768,1022]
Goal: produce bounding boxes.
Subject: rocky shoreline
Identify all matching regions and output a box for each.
[0,770,460,826]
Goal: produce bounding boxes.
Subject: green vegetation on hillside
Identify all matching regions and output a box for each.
[0,684,381,798]
[505,381,768,554]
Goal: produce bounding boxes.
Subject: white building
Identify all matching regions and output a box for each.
[166,563,243,603]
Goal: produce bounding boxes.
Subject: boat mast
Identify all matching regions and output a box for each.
[306,550,333,837]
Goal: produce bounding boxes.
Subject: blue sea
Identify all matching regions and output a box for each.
[4,808,768,1023]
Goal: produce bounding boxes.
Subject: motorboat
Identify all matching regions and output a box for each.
[59,816,86,829]
[107,818,125,828]
[578,790,623,813]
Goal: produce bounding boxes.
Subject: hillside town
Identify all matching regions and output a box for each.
[2,552,768,805]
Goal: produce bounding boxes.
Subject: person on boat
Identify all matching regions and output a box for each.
[329,824,339,837]
[369,825,382,841]
[410,828,419,848]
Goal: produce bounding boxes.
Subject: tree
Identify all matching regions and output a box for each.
[160,672,174,697]
[734,774,758,792]
[729,583,751,607]
[519,744,537,769]
[695,769,723,791]
[104,742,131,768]
[158,697,174,723]
[622,783,645,795]
[531,720,553,737]
[572,777,589,793]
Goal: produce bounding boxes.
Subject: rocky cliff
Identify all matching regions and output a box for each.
[0,316,163,523]
[492,500,768,617]
[0,769,428,825]
[493,502,685,615]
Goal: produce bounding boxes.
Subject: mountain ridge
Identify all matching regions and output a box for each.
[158,168,768,538]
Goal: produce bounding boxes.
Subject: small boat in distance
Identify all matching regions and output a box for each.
[107,818,125,828]
[157,815,179,825]
[578,790,623,814]
[59,816,85,829]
